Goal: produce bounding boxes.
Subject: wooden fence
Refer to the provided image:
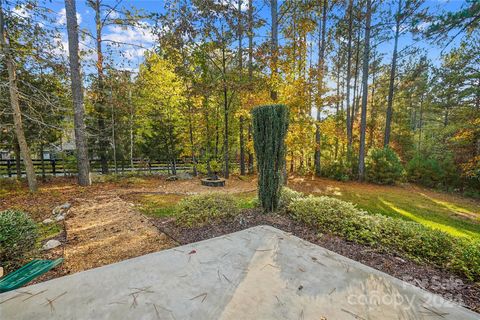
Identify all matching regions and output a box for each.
[0,159,193,178]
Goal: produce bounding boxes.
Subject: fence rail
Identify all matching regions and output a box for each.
[0,159,193,178]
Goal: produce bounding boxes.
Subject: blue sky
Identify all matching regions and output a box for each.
[42,0,467,73]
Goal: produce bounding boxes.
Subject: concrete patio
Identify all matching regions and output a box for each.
[0,225,477,319]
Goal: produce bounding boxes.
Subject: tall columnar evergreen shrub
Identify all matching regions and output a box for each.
[252,104,289,212]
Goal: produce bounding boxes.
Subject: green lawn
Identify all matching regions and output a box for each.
[135,193,185,218]
[288,177,480,241]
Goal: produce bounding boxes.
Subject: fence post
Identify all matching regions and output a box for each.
[7,160,12,177]
[52,159,56,176]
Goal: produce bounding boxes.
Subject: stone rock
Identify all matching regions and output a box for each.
[52,202,72,216]
[55,215,65,222]
[60,202,72,210]
[177,172,193,180]
[395,257,406,263]
[42,239,61,250]
[42,218,54,224]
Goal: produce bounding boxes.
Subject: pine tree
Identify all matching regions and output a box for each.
[0,0,37,192]
[65,0,91,186]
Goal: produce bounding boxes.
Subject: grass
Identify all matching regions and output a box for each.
[288,177,480,241]
[36,222,62,247]
[135,194,185,218]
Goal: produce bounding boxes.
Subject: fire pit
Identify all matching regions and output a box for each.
[201,160,225,187]
[201,177,225,187]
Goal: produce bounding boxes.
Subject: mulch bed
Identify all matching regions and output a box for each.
[152,209,480,313]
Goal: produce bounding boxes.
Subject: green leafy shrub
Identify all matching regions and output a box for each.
[463,188,480,199]
[286,196,480,280]
[209,160,222,173]
[438,153,460,187]
[365,147,404,184]
[234,193,259,209]
[175,193,239,227]
[406,153,460,189]
[406,153,442,187]
[322,160,351,181]
[60,153,78,175]
[279,187,304,208]
[0,210,38,269]
[196,163,207,175]
[296,165,313,176]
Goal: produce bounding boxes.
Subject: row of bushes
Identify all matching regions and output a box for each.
[322,147,478,191]
[173,189,479,280]
[280,188,480,281]
[173,191,298,227]
[321,147,405,184]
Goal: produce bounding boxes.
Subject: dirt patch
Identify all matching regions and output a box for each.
[152,210,480,313]
[63,192,176,273]
[0,176,162,221]
[121,175,257,196]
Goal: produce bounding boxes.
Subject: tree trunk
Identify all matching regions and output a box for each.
[93,0,108,174]
[290,151,294,173]
[0,2,38,191]
[14,139,21,179]
[270,0,278,101]
[384,0,402,147]
[345,0,354,148]
[418,93,424,150]
[239,116,246,175]
[168,123,177,176]
[188,101,197,176]
[350,28,361,141]
[444,107,449,127]
[248,124,254,173]
[222,29,230,179]
[476,78,480,109]
[65,0,91,185]
[111,91,117,174]
[238,0,246,175]
[215,102,219,159]
[334,59,341,160]
[358,0,372,181]
[40,144,46,181]
[314,0,328,177]
[368,55,377,149]
[128,87,134,171]
[238,0,243,73]
[203,96,212,164]
[247,0,254,174]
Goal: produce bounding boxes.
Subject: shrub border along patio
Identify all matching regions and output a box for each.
[281,188,480,281]
[171,188,480,281]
